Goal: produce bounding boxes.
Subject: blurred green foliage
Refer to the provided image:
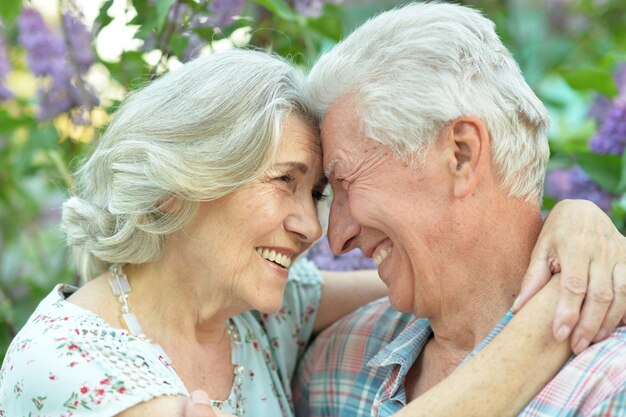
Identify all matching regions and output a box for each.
[1,0,626,362]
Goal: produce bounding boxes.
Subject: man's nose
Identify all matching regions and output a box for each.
[327,194,360,255]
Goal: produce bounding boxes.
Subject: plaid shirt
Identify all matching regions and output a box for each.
[293,298,626,417]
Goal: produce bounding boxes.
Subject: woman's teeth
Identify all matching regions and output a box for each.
[256,248,292,268]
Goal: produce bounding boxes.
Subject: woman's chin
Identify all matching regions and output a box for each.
[242,284,285,314]
[255,299,284,314]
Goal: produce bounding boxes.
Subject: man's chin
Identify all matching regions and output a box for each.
[387,293,415,313]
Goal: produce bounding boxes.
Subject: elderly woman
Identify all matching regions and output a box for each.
[0,49,625,417]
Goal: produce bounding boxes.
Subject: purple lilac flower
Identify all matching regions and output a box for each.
[587,95,612,125]
[17,8,65,76]
[293,0,342,18]
[37,80,98,122]
[208,0,245,29]
[546,166,615,213]
[588,63,626,155]
[306,236,376,271]
[0,35,12,100]
[17,8,97,121]
[62,14,94,72]
[588,99,626,155]
[182,33,205,61]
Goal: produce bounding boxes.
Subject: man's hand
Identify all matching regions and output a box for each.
[513,199,626,354]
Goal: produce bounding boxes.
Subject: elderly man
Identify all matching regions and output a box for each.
[294,3,626,416]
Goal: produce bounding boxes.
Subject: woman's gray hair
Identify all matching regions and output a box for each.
[62,49,317,280]
[308,2,550,203]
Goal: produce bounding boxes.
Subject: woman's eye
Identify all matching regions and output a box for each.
[277,174,295,183]
[312,190,329,203]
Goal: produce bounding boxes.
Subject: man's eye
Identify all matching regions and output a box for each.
[336,177,350,189]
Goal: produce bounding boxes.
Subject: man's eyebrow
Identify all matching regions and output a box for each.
[273,162,309,174]
[324,159,340,178]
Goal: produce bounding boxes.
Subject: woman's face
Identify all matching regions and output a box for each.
[174,116,325,313]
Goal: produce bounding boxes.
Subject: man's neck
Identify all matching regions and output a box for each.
[406,199,543,398]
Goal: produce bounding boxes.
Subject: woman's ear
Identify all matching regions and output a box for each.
[158,196,182,213]
[449,116,490,199]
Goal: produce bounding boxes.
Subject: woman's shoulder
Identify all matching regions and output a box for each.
[0,284,187,416]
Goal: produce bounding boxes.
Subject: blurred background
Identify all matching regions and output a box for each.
[0,0,625,361]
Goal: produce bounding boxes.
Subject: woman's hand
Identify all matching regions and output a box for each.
[117,390,237,417]
[184,391,236,417]
[513,199,626,354]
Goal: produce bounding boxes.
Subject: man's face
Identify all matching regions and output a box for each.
[321,97,456,314]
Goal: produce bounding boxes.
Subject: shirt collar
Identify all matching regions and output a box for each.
[367,316,432,405]
[368,309,515,413]
[463,309,515,363]
[368,316,432,369]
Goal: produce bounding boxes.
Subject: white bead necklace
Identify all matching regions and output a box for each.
[107,264,245,414]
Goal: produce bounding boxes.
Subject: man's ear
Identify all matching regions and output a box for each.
[449,116,490,199]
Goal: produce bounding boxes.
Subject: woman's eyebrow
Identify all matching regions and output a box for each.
[273,161,309,174]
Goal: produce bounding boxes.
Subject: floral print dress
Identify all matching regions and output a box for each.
[0,259,322,417]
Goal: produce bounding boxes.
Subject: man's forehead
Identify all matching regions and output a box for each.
[320,97,360,169]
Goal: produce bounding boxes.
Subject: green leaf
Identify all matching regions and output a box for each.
[251,0,299,21]
[132,0,152,24]
[574,152,622,193]
[617,151,626,192]
[101,51,149,90]
[94,0,115,34]
[156,0,177,31]
[541,195,558,212]
[192,26,216,41]
[0,0,23,26]
[561,68,618,97]
[168,34,189,58]
[306,6,342,41]
[611,194,626,233]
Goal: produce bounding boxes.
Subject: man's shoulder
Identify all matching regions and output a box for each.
[315,297,415,351]
[561,326,626,384]
[523,326,626,416]
[293,298,417,417]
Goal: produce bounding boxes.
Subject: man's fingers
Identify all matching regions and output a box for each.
[570,259,613,354]
[617,260,626,326]
[594,260,626,342]
[515,258,551,313]
[184,391,217,417]
[553,257,590,343]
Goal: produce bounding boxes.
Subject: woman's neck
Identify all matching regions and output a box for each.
[123,260,245,346]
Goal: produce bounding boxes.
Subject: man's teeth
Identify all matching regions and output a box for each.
[256,248,292,268]
[374,247,392,266]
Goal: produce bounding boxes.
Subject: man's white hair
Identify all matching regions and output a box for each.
[62,49,317,280]
[308,1,550,203]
